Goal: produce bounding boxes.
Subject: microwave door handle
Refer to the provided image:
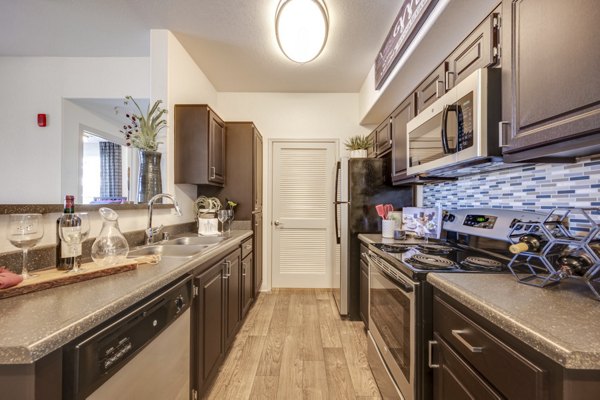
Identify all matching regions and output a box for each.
[441,105,450,154]
[442,104,459,154]
[456,104,463,151]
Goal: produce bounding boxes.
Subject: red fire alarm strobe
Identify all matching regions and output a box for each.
[37,114,47,127]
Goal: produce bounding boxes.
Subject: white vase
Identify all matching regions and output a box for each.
[350,149,368,158]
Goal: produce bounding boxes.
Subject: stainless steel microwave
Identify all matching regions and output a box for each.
[406,68,503,177]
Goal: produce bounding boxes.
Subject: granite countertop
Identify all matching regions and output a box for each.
[0,230,252,365]
[358,233,427,245]
[428,273,600,370]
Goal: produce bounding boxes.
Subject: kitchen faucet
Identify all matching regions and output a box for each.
[146,193,183,245]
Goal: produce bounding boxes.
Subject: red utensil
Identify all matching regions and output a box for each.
[375,204,385,219]
[384,204,394,219]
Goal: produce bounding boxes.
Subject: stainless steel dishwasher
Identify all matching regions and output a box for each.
[63,276,192,400]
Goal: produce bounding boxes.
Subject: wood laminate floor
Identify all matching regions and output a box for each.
[204,289,382,400]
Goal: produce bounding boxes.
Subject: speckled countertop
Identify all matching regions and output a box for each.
[428,273,600,370]
[0,230,252,364]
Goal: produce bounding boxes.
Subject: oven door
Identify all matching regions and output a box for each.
[368,253,416,400]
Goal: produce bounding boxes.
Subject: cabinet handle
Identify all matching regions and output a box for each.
[210,166,216,179]
[498,121,510,147]
[242,263,246,276]
[436,80,444,98]
[428,340,439,368]
[445,71,454,90]
[451,330,483,353]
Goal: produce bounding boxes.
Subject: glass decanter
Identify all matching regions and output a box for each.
[91,208,129,267]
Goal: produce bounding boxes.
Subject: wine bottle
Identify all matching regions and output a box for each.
[56,195,81,270]
[509,234,547,254]
[556,251,594,277]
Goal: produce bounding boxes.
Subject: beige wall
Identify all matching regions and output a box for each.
[217,92,369,290]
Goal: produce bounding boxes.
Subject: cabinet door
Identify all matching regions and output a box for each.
[194,262,225,392]
[416,62,448,114]
[208,111,226,184]
[367,131,376,158]
[241,253,254,318]
[502,0,600,158]
[253,130,263,210]
[391,95,416,182]
[225,250,241,348]
[432,334,502,400]
[375,118,392,157]
[446,10,498,90]
[254,213,263,296]
[359,258,369,328]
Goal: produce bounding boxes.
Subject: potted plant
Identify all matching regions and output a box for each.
[118,96,167,203]
[344,134,372,158]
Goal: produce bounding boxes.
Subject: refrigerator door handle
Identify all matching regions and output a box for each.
[334,161,341,244]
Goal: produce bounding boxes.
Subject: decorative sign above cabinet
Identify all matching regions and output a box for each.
[375,0,438,89]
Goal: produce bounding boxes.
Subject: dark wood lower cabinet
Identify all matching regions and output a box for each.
[193,243,256,398]
[359,257,369,328]
[224,249,242,348]
[194,261,226,394]
[432,290,600,400]
[433,333,502,400]
[242,253,254,318]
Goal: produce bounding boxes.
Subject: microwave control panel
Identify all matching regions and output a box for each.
[463,214,497,229]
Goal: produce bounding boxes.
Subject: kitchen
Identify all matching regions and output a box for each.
[1,0,600,399]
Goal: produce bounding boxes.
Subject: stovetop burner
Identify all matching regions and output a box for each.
[461,256,505,272]
[417,243,456,254]
[405,254,458,271]
[373,243,415,253]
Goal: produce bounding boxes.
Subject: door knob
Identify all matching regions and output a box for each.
[273,220,281,226]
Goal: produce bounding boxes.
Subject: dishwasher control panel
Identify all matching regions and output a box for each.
[62,276,192,400]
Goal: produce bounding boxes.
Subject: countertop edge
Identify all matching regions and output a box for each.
[1,230,253,364]
[427,273,600,370]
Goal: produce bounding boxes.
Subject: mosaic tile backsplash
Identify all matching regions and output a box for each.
[423,156,600,212]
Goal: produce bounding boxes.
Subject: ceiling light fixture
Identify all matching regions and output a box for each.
[275,0,329,63]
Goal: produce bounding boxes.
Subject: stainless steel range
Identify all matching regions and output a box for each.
[365,208,546,400]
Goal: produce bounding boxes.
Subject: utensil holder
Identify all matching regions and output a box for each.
[382,220,395,238]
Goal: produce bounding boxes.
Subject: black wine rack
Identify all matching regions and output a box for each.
[507,208,600,301]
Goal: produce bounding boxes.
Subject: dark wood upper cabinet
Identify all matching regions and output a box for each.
[501,0,600,161]
[219,122,263,298]
[446,8,499,90]
[375,118,392,157]
[391,95,415,183]
[253,129,263,212]
[416,62,448,114]
[367,131,376,158]
[174,104,226,186]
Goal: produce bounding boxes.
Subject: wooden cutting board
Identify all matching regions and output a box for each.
[0,256,160,300]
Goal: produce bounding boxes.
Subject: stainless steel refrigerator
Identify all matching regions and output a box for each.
[333,157,413,319]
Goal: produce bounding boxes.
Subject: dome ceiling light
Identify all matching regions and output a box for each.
[275,0,329,63]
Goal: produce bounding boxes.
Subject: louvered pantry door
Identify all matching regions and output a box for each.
[271,141,337,288]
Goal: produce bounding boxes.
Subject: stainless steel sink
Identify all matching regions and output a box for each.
[164,236,225,246]
[128,244,210,258]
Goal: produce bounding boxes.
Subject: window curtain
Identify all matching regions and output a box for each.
[99,142,122,199]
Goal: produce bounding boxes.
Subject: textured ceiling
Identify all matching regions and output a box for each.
[0,0,403,92]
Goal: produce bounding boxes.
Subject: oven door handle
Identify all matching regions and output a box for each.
[366,253,414,294]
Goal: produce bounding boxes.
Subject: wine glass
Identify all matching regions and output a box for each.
[226,209,234,235]
[74,213,90,272]
[6,214,44,279]
[217,210,228,236]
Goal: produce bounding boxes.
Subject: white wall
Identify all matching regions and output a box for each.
[150,29,219,227]
[0,56,150,204]
[217,92,369,290]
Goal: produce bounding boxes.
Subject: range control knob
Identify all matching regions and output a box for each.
[174,295,185,313]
